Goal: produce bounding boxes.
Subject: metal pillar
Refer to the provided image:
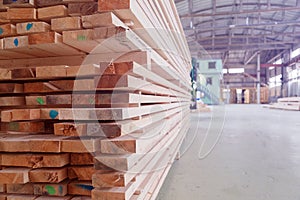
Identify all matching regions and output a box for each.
[257,52,261,104]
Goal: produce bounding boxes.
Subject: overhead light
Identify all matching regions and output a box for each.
[190,20,193,28]
[229,25,235,28]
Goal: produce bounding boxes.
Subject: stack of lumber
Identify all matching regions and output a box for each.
[0,0,192,199]
[265,97,300,111]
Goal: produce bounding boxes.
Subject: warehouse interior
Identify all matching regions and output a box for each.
[159,0,300,199]
[0,0,299,200]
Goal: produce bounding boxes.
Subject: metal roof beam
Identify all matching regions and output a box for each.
[181,6,300,18]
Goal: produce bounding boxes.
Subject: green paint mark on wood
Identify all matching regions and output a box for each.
[36,97,45,105]
[88,98,95,105]
[8,122,19,131]
[77,35,86,41]
[45,185,56,195]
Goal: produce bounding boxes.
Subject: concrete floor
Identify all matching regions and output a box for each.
[157,105,300,200]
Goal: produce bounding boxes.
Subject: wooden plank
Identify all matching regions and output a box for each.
[0,97,25,106]
[81,12,125,28]
[35,65,68,77]
[1,121,45,133]
[16,22,50,35]
[0,135,65,153]
[0,24,16,38]
[29,168,67,183]
[1,109,41,122]
[6,194,38,200]
[68,166,95,181]
[26,96,46,106]
[2,0,35,7]
[0,83,23,93]
[35,0,64,7]
[0,11,9,24]
[35,196,72,200]
[51,16,81,32]
[37,5,68,21]
[67,2,98,16]
[1,153,69,168]
[47,95,72,105]
[33,180,69,196]
[100,111,184,154]
[70,153,94,165]
[28,32,84,56]
[68,181,92,196]
[61,138,101,153]
[54,123,87,136]
[0,168,30,184]
[7,183,34,194]
[7,8,37,21]
[71,197,91,200]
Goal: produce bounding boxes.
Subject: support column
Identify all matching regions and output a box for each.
[257,52,261,104]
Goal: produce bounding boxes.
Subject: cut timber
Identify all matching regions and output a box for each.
[2,0,35,7]
[59,103,182,121]
[35,196,72,200]
[51,17,82,32]
[68,166,95,181]
[68,181,92,196]
[33,181,68,196]
[1,109,41,122]
[29,168,67,183]
[1,121,45,133]
[67,2,98,16]
[61,138,101,153]
[0,168,30,184]
[7,184,34,194]
[54,123,87,136]
[0,97,25,106]
[0,135,67,153]
[38,5,68,21]
[70,153,94,165]
[0,12,9,24]
[35,0,64,7]
[0,24,16,38]
[7,8,37,21]
[28,32,84,56]
[0,68,35,80]
[35,65,68,77]
[6,194,38,200]
[16,22,50,35]
[25,96,46,106]
[0,83,23,93]
[81,12,125,28]
[1,153,69,168]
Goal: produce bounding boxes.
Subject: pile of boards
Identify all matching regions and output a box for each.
[265,97,300,111]
[0,0,191,200]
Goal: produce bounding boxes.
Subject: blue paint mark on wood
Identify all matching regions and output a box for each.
[26,23,33,31]
[49,110,58,119]
[58,185,63,195]
[0,28,3,35]
[14,38,19,47]
[75,184,94,191]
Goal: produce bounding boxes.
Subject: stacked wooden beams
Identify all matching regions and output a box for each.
[0,0,192,199]
[264,97,300,111]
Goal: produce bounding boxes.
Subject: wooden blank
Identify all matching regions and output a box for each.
[1,153,70,168]
[33,181,68,196]
[6,194,38,200]
[70,153,94,165]
[7,183,34,194]
[51,16,82,32]
[29,168,67,183]
[68,181,92,196]
[0,24,16,38]
[7,8,37,20]
[1,121,45,132]
[3,0,35,7]
[68,166,95,181]
[54,123,87,136]
[0,168,30,184]
[81,12,124,28]
[38,5,68,21]
[67,2,98,16]
[16,22,50,35]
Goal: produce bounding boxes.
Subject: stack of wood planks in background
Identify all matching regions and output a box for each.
[264,97,300,111]
[0,0,192,199]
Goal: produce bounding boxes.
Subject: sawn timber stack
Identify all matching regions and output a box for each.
[0,0,192,199]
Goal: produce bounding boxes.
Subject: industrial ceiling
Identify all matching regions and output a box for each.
[175,0,300,68]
